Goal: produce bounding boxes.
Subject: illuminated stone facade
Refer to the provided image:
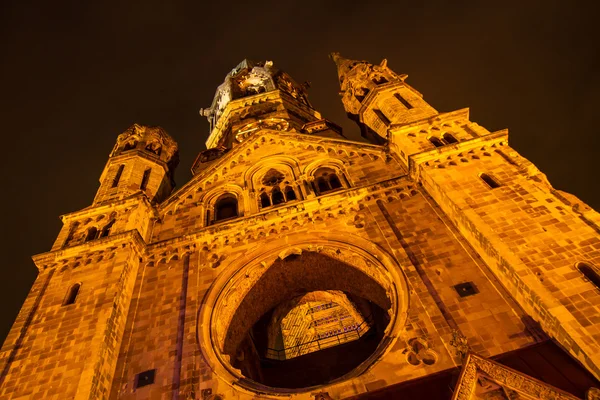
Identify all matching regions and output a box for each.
[1,56,600,399]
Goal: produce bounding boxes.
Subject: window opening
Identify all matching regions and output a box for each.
[260,192,271,208]
[285,186,297,201]
[577,263,600,289]
[317,177,330,193]
[85,227,98,242]
[454,282,478,297]
[145,142,162,156]
[480,173,501,189]
[63,283,81,306]
[123,141,137,151]
[442,132,458,144]
[65,222,79,246]
[272,187,285,205]
[112,165,124,188]
[140,168,151,191]
[429,137,444,148]
[329,174,342,190]
[372,76,389,85]
[99,220,115,238]
[215,195,238,221]
[373,109,391,126]
[134,369,156,389]
[394,93,413,109]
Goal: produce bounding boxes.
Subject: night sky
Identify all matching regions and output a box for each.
[1,1,599,343]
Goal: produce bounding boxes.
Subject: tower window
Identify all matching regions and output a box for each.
[63,283,81,306]
[145,142,162,156]
[577,262,600,289]
[112,165,125,188]
[134,369,156,389]
[454,282,478,297]
[428,137,444,148]
[64,222,80,247]
[85,227,98,242]
[215,194,238,222]
[394,93,413,109]
[479,173,501,189]
[373,109,391,126]
[99,220,115,238]
[442,132,458,144]
[140,168,151,191]
[123,141,137,151]
[313,167,346,195]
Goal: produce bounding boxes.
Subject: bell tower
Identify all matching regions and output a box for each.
[94,124,179,205]
[331,52,438,144]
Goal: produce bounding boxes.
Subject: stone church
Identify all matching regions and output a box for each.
[1,54,600,399]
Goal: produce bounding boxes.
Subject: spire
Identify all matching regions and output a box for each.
[329,52,361,84]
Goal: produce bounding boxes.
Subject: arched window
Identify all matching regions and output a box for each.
[260,192,271,208]
[442,133,458,144]
[64,222,80,246]
[112,165,125,188]
[123,141,137,151]
[429,137,444,148]
[214,194,238,222]
[313,167,346,195]
[577,262,600,289]
[85,227,98,242]
[285,186,297,201]
[99,220,115,238]
[63,283,81,306]
[145,142,162,156]
[271,187,285,205]
[479,173,501,189]
[329,174,342,190]
[317,177,330,193]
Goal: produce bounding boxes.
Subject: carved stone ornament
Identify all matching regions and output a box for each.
[235,118,290,143]
[276,74,309,105]
[450,329,470,360]
[588,387,600,400]
[452,353,580,400]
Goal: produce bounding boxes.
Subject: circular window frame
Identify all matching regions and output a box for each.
[197,232,409,395]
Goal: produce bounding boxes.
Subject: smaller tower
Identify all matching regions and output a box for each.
[94,124,179,205]
[331,52,437,144]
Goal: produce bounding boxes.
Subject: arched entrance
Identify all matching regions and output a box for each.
[198,235,409,394]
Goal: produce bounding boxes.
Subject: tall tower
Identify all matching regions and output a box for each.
[2,56,600,400]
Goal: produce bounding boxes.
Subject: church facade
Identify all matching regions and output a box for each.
[1,54,600,399]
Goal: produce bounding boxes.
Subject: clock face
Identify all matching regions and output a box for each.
[235,118,290,143]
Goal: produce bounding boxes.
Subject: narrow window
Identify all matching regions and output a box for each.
[329,174,342,190]
[134,369,156,389]
[140,168,151,191]
[123,141,137,151]
[271,187,285,205]
[442,132,458,144]
[317,177,330,193]
[394,93,413,109]
[480,173,501,189]
[64,222,80,246]
[260,192,271,208]
[285,186,297,201]
[429,137,444,148]
[112,165,125,188]
[99,220,115,238]
[577,263,600,289]
[85,227,98,242]
[373,109,391,126]
[215,194,238,221]
[63,283,81,306]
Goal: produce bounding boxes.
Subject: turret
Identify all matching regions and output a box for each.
[94,124,179,205]
[331,52,438,144]
[192,60,343,175]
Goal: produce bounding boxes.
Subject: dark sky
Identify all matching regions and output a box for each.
[1,1,599,343]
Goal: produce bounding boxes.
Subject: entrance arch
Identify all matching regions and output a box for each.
[197,232,409,394]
